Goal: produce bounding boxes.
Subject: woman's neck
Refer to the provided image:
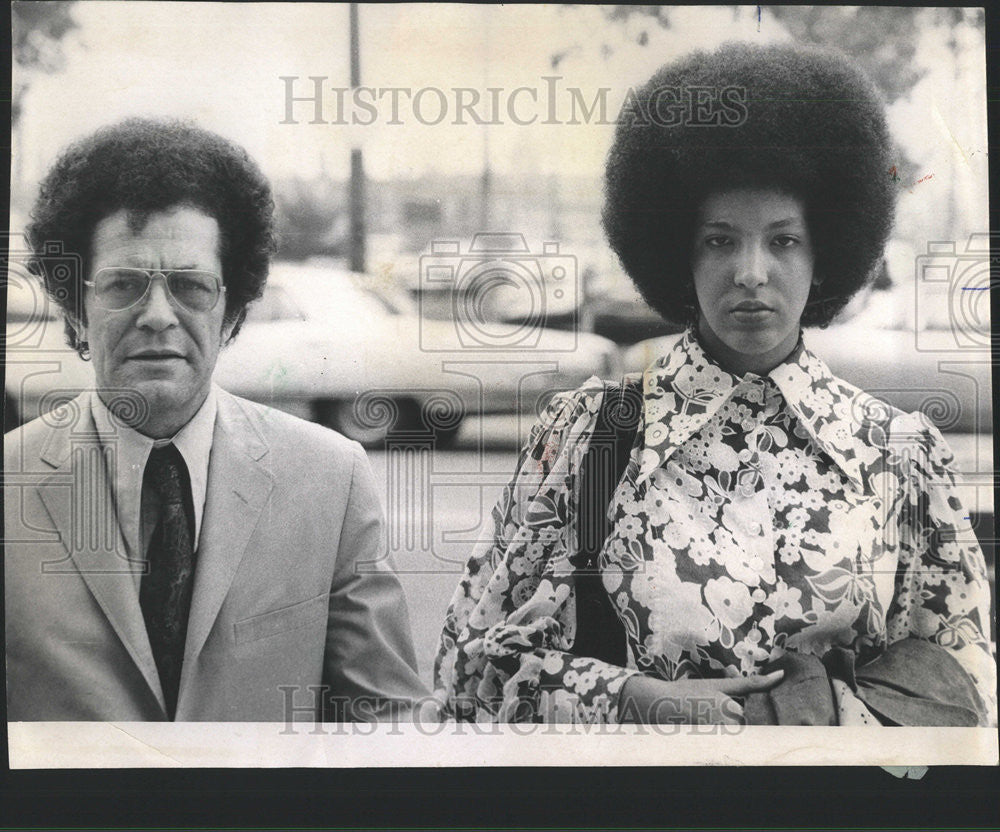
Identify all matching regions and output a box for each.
[693,322,801,377]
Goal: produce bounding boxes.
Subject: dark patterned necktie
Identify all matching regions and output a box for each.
[139,443,197,720]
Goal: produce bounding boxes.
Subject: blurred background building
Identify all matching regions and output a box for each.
[10,5,988,322]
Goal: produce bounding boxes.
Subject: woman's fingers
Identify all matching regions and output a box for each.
[668,670,784,698]
[713,669,785,697]
[619,672,784,724]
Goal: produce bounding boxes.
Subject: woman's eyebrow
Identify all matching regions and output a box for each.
[698,217,802,231]
[698,217,804,230]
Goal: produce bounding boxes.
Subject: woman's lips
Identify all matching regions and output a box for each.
[730,302,775,322]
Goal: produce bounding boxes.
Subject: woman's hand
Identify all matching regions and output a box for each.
[619,670,785,724]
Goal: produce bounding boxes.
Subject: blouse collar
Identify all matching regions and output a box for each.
[637,328,881,489]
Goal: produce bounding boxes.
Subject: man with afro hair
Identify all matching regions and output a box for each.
[6,119,429,722]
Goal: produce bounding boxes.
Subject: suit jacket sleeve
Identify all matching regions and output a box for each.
[321,442,429,721]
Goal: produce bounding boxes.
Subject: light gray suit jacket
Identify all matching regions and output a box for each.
[4,389,428,721]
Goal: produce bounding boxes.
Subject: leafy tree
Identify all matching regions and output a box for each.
[767,6,924,104]
[12,1,79,125]
[564,6,985,187]
[274,178,346,261]
[571,6,980,107]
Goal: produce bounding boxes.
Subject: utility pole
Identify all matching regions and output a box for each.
[348,2,366,273]
[480,129,491,230]
[479,11,492,231]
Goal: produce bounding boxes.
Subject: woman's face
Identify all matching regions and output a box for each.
[691,188,815,375]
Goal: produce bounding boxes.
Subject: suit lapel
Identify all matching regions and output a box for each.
[35,394,167,714]
[180,391,274,690]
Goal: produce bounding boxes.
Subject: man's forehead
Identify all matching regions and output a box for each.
[92,207,220,250]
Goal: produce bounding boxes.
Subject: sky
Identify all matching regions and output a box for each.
[17,4,773,182]
[12,3,989,246]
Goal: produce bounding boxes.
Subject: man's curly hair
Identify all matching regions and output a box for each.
[26,117,277,354]
[603,41,896,327]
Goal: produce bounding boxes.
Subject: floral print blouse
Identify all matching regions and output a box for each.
[434,330,996,724]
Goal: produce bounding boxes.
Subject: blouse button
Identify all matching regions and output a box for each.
[748,521,763,536]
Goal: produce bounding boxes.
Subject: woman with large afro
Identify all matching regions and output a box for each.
[434,42,995,726]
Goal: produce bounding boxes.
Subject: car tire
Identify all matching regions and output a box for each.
[315,397,463,450]
[313,397,418,448]
[4,390,21,433]
[428,423,461,450]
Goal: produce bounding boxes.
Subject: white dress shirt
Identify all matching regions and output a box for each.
[91,384,218,591]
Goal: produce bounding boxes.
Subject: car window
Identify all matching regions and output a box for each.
[367,284,417,316]
[272,271,401,322]
[363,288,408,317]
[4,273,58,323]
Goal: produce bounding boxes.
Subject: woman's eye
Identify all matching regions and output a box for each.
[772,235,800,248]
[704,235,731,248]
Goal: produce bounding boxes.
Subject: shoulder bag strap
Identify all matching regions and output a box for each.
[571,378,643,665]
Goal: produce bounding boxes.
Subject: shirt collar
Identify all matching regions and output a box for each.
[90,385,218,544]
[637,328,875,489]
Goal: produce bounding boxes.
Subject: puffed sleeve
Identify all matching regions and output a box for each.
[884,412,996,725]
[433,379,640,723]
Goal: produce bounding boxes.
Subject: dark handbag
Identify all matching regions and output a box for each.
[571,379,643,666]
[743,652,838,725]
[834,639,984,726]
[743,640,985,726]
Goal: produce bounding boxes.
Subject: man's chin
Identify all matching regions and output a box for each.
[97,378,205,435]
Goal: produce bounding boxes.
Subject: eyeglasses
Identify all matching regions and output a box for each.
[83,268,225,313]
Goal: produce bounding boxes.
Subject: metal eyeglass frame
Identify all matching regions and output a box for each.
[83,267,226,313]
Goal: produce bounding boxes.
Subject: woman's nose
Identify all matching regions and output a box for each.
[733,244,769,289]
[135,279,180,330]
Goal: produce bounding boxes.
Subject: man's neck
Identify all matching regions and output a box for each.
[97,388,210,439]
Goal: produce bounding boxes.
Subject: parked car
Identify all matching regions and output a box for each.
[5,262,623,447]
[4,267,94,434]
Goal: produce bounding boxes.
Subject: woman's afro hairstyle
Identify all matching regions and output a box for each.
[26,117,277,353]
[603,41,896,327]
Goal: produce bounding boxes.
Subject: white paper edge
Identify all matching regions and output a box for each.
[7,722,998,769]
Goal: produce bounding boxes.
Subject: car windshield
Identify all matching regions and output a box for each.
[4,272,58,323]
[846,283,991,336]
[264,267,405,322]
